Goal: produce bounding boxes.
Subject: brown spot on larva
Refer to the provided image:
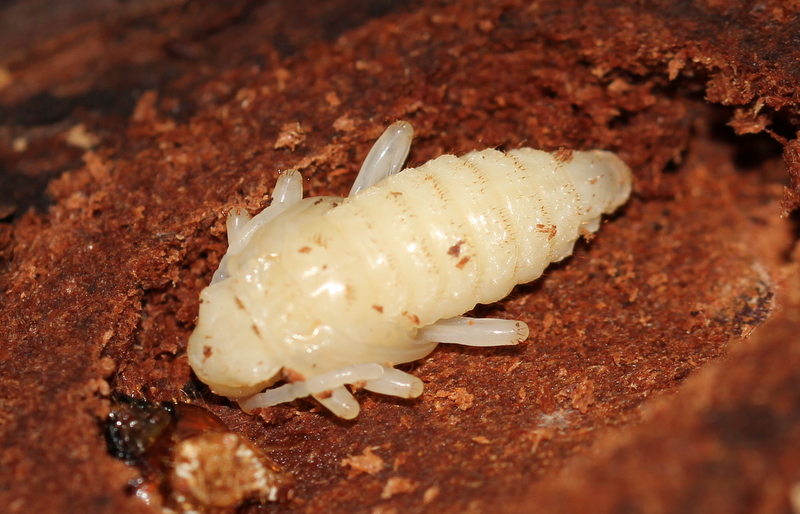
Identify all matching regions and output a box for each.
[314,198,325,205]
[251,324,261,337]
[448,240,464,257]
[536,224,558,240]
[372,305,384,313]
[389,191,402,197]
[553,147,574,163]
[580,228,596,241]
[316,389,333,400]
[312,233,327,247]
[203,346,213,359]
[588,178,598,184]
[345,284,355,302]
[456,256,470,269]
[298,246,312,253]
[403,311,420,325]
[284,368,305,383]
[234,296,246,310]
[331,202,339,208]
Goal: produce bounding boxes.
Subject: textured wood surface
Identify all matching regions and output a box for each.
[1,1,798,512]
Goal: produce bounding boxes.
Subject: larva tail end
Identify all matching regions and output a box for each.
[593,150,633,211]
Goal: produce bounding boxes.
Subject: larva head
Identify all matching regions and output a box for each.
[188,195,436,400]
[188,280,283,398]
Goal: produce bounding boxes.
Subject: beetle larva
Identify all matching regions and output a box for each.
[188,121,632,419]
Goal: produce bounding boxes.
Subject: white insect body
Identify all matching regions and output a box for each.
[188,122,632,419]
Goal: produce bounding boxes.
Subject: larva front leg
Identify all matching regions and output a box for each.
[212,169,303,284]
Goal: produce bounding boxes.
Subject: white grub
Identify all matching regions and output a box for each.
[188,121,632,419]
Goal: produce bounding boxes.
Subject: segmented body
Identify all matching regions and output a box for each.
[188,122,632,418]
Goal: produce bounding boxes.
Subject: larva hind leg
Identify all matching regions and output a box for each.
[349,121,414,196]
[416,316,530,347]
[211,169,303,284]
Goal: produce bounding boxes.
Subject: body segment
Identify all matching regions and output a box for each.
[188,122,632,418]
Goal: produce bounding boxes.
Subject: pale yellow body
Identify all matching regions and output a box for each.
[188,122,631,418]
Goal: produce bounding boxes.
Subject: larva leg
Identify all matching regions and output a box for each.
[363,366,424,398]
[226,207,252,241]
[313,386,360,419]
[211,169,303,284]
[270,168,304,208]
[237,363,383,415]
[232,168,303,252]
[415,316,529,347]
[348,121,413,196]
[238,381,307,413]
